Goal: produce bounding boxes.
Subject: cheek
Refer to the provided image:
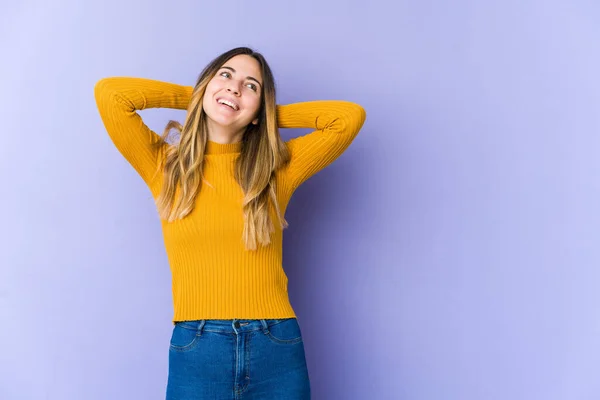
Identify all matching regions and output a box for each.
[245,97,261,115]
[203,79,219,98]
[202,85,217,112]
[201,93,211,115]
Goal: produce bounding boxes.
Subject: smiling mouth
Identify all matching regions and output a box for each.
[216,98,239,111]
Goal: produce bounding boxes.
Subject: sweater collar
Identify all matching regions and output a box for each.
[206,140,242,155]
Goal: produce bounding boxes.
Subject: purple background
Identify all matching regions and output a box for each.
[2,0,599,399]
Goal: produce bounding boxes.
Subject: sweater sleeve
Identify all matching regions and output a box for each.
[277,100,367,192]
[93,77,193,186]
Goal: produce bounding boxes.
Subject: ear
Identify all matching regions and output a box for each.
[252,118,259,125]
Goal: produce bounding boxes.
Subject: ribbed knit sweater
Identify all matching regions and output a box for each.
[94,77,366,323]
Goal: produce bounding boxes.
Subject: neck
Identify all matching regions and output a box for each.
[206,119,245,144]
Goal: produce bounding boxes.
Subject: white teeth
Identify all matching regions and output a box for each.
[217,99,238,110]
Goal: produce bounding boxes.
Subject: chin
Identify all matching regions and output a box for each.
[205,110,237,127]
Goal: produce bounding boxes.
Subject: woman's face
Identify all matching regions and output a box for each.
[202,54,263,133]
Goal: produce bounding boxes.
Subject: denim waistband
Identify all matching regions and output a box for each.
[174,318,295,334]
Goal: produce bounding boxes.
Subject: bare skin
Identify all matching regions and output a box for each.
[202,54,263,144]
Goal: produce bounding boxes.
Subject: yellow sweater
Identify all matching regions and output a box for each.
[94,77,366,323]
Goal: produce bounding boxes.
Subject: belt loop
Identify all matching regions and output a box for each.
[260,319,269,334]
[197,320,206,335]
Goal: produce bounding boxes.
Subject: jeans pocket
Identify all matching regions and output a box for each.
[264,318,303,345]
[169,322,202,352]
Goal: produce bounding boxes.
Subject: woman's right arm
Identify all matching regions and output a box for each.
[93,77,193,186]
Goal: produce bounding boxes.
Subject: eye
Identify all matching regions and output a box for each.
[246,83,257,91]
[220,71,231,78]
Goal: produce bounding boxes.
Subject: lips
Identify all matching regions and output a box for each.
[216,97,240,111]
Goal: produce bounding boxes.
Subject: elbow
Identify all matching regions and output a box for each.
[94,78,113,104]
[341,102,367,134]
[354,103,367,128]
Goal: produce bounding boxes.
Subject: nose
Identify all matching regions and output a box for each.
[226,82,241,96]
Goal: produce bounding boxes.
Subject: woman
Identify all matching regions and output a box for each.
[94,46,366,399]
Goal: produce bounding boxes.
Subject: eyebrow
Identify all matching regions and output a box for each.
[220,66,262,87]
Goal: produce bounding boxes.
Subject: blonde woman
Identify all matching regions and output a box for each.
[94,46,366,399]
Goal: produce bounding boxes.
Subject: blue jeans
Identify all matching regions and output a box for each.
[166,318,311,399]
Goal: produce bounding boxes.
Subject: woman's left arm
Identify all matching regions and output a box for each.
[276,100,367,193]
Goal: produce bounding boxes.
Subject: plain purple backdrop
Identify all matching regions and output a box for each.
[1,0,599,399]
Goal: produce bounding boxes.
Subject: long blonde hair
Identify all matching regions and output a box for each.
[152,47,291,251]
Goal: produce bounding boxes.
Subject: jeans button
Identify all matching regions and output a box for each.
[234,321,240,328]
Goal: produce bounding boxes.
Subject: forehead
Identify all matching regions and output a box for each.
[220,54,262,80]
